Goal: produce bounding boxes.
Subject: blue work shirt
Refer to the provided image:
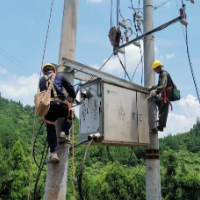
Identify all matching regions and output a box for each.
[39,72,76,100]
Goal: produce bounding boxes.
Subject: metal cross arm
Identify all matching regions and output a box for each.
[118,16,183,50]
[61,57,148,94]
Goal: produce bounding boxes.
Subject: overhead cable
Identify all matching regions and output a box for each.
[110,0,113,28]
[185,27,200,103]
[0,48,35,74]
[154,0,173,10]
[78,139,94,200]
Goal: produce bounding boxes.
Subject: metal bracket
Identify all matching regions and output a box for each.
[61,57,148,94]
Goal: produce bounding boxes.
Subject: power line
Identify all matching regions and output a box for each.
[154,0,173,10]
[110,0,113,28]
[175,0,186,42]
[0,47,35,74]
[0,51,33,75]
[185,27,200,104]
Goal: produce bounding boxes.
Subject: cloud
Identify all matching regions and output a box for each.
[0,68,7,74]
[166,53,175,59]
[90,44,143,79]
[87,0,103,3]
[162,95,200,137]
[155,47,175,61]
[0,73,39,106]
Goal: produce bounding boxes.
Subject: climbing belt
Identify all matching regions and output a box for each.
[27,0,55,199]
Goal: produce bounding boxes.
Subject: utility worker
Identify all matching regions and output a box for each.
[148,60,173,132]
[39,63,76,163]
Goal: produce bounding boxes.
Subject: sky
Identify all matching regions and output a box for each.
[0,0,200,137]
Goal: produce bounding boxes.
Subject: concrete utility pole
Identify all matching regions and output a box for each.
[143,0,162,200]
[44,1,79,200]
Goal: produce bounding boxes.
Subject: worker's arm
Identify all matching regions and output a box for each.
[151,85,158,90]
[155,72,168,93]
[62,76,76,99]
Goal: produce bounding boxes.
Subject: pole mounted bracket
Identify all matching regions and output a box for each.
[146,149,159,160]
[57,64,74,73]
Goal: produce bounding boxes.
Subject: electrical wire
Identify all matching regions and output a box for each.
[185,27,200,103]
[117,54,132,82]
[69,139,89,151]
[0,48,35,74]
[124,50,127,80]
[130,0,137,12]
[139,44,144,85]
[127,158,145,184]
[33,143,49,200]
[131,56,143,81]
[175,0,186,42]
[33,122,46,171]
[78,139,93,200]
[0,51,33,75]
[110,0,113,28]
[117,0,119,27]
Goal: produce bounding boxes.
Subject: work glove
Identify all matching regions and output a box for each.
[150,90,157,97]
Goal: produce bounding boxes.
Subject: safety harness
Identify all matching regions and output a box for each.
[159,72,173,111]
[39,75,75,125]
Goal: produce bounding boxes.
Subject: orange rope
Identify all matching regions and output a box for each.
[89,53,113,81]
[27,0,54,199]
[72,106,76,200]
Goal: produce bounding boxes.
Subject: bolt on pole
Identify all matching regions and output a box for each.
[44,1,79,200]
[143,0,162,200]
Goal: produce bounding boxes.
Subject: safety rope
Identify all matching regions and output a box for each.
[27,0,54,199]
[72,105,76,200]
[90,53,113,80]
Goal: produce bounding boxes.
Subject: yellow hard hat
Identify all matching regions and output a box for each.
[152,60,163,69]
[42,63,57,74]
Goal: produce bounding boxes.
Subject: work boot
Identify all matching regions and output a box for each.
[65,135,70,143]
[58,133,70,144]
[157,126,164,132]
[47,155,60,163]
[151,126,163,133]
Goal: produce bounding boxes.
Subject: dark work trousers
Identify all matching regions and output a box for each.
[45,101,72,153]
[157,90,172,128]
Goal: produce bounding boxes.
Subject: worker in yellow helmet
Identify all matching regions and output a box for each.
[40,63,76,163]
[148,60,173,132]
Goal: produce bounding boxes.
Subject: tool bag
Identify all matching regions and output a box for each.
[170,75,181,102]
[34,73,56,117]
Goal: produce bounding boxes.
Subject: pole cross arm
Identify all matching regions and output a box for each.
[118,16,183,50]
[61,57,148,94]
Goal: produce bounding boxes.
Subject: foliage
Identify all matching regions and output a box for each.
[1,96,200,200]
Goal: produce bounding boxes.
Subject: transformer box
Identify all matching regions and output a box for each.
[79,78,149,146]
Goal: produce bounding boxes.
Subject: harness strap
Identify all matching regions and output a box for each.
[160,85,173,111]
[44,74,58,98]
[50,97,67,104]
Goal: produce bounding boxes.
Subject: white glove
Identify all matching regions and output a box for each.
[150,90,157,97]
[147,86,152,92]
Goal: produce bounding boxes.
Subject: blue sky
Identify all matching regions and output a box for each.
[0,0,200,136]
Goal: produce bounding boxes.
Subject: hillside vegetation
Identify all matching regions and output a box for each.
[0,96,200,200]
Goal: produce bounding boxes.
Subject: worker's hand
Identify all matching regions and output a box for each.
[147,86,152,92]
[67,96,74,103]
[150,90,157,97]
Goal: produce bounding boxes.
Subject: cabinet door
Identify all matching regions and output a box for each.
[137,92,150,144]
[103,83,139,143]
